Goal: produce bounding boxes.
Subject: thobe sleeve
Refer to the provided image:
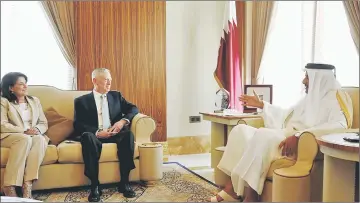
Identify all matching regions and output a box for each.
[262,101,292,129]
[294,105,348,137]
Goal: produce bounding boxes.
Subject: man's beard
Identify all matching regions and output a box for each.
[301,85,308,94]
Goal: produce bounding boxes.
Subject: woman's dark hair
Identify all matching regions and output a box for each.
[1,72,28,102]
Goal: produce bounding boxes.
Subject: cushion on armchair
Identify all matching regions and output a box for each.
[266,157,296,180]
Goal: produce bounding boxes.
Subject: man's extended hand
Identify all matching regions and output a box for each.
[109,120,128,134]
[239,91,264,109]
[279,135,299,157]
[24,127,40,135]
[96,129,117,139]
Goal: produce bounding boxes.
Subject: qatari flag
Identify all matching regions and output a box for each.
[214,1,242,111]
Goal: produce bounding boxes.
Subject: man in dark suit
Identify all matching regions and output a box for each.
[73,68,139,202]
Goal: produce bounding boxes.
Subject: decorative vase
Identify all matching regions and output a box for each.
[215,88,230,111]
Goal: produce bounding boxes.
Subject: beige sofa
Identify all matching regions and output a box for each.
[0,85,157,191]
[214,87,359,202]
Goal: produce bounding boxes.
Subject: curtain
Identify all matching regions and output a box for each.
[41,1,76,89]
[259,2,315,107]
[259,1,358,108]
[1,1,73,90]
[236,1,247,88]
[250,1,274,84]
[343,0,360,53]
[313,1,358,86]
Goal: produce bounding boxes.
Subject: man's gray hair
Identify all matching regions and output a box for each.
[91,68,110,79]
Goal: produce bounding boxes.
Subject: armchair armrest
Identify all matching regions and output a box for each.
[272,129,358,202]
[272,131,318,202]
[238,117,264,128]
[275,131,318,178]
[130,113,156,144]
[274,128,358,177]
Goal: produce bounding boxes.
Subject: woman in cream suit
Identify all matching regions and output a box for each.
[1,72,49,199]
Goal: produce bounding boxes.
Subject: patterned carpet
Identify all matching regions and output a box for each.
[32,162,220,202]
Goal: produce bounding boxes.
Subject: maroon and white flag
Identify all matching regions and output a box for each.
[214,1,242,111]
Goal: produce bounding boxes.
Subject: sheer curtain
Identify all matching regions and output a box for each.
[259,1,359,108]
[258,2,315,108]
[1,1,73,90]
[313,1,359,87]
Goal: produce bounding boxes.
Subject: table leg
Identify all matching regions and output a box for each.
[211,122,225,168]
[323,155,356,202]
[226,125,234,144]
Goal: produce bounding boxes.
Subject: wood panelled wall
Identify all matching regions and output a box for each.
[75,2,166,141]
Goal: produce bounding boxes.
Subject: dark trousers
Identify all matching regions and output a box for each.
[80,129,135,186]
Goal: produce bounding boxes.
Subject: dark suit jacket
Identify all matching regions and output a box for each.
[73,91,139,136]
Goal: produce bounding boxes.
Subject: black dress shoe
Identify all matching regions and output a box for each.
[118,183,136,198]
[98,186,103,196]
[88,186,101,202]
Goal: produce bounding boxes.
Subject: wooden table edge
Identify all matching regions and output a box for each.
[316,136,359,153]
[199,112,263,119]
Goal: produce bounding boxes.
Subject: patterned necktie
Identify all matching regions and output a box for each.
[101,95,111,129]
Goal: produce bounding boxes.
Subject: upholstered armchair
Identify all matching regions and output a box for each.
[213,87,359,202]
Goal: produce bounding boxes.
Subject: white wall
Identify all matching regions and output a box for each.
[166,1,226,138]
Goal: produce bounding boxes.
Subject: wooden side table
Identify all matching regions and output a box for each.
[199,112,263,168]
[317,132,359,202]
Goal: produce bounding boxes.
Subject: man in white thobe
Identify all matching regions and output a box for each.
[209,63,353,202]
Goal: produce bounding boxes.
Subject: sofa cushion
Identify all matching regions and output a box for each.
[266,157,296,180]
[44,107,74,145]
[42,145,59,165]
[57,141,139,164]
[1,145,58,167]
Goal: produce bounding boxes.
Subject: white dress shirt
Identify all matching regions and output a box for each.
[93,90,112,130]
[93,90,130,135]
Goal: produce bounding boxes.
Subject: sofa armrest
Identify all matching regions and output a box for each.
[130,113,156,144]
[237,117,264,128]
